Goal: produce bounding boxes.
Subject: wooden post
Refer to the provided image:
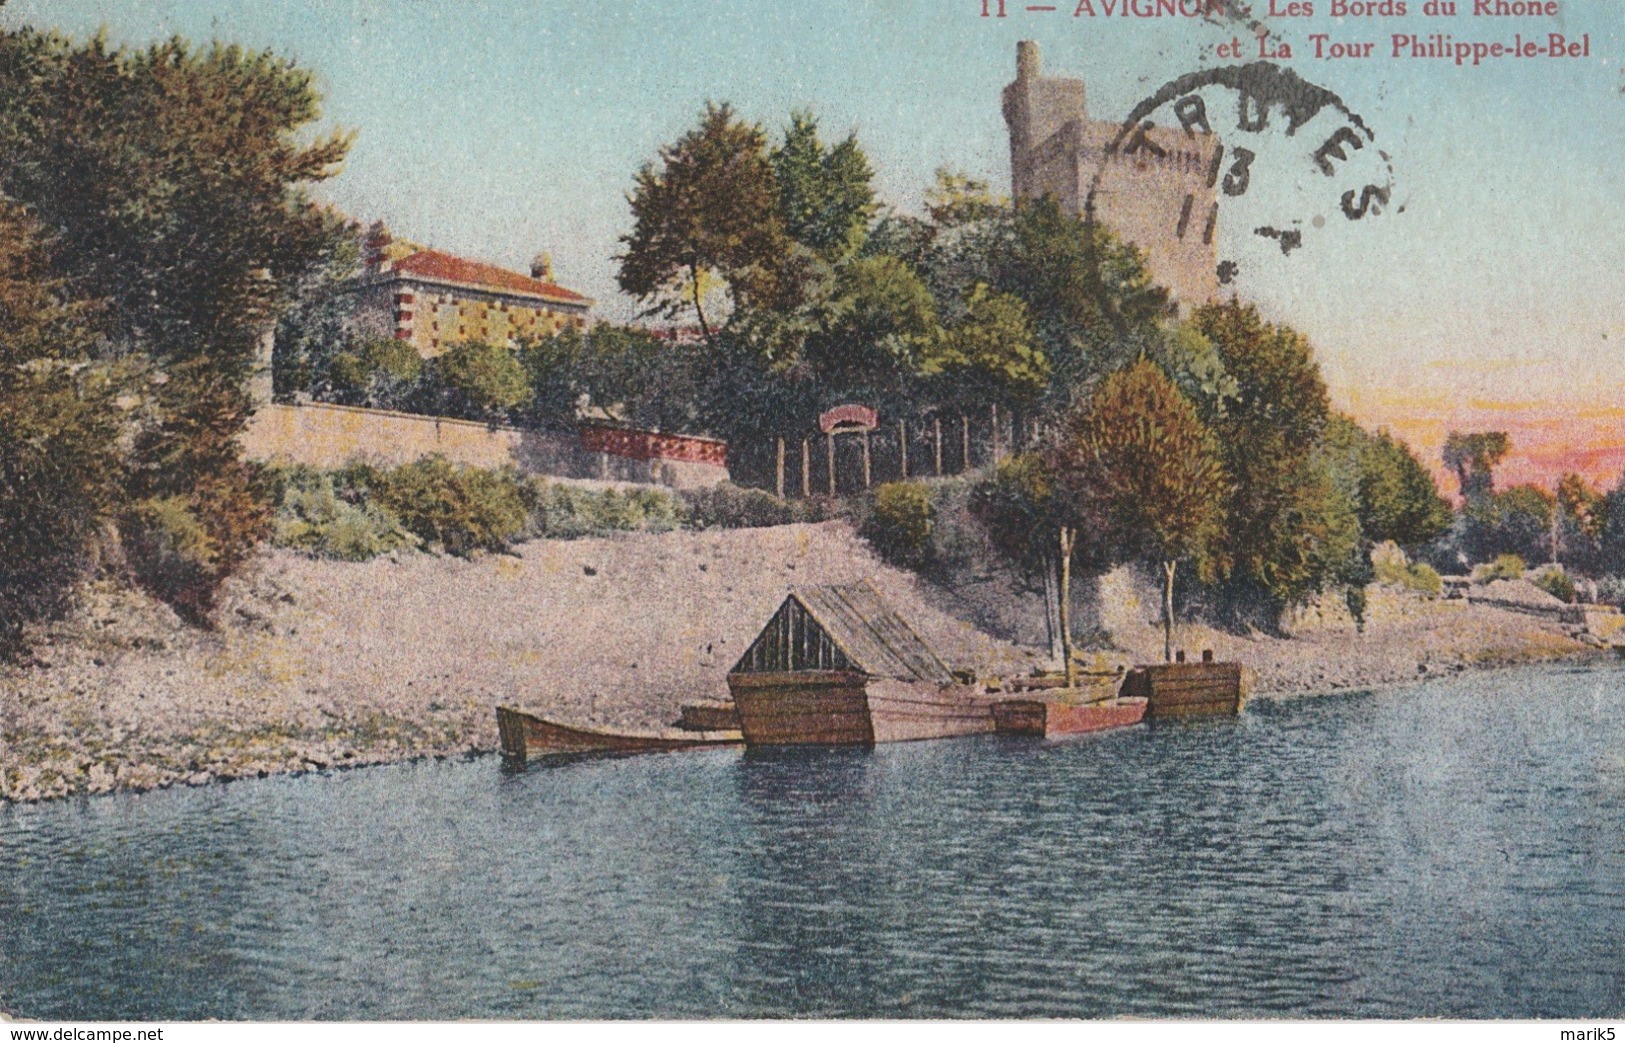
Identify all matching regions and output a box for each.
[801,438,811,499]
[775,437,785,499]
[862,430,872,488]
[898,419,908,479]
[933,416,943,477]
[1059,526,1077,687]
[961,413,971,472]
[991,402,1001,463]
[826,432,836,495]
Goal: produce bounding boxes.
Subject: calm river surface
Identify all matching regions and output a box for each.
[4,663,1625,1020]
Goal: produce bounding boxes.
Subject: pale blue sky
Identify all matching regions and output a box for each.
[6,0,1624,412]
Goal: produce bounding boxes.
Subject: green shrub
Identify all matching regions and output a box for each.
[628,488,685,532]
[272,471,417,561]
[1405,562,1443,597]
[374,456,528,556]
[1474,553,1526,583]
[327,336,423,410]
[526,481,688,539]
[1532,566,1577,604]
[683,482,795,529]
[419,340,533,422]
[119,497,218,622]
[120,466,273,624]
[1372,543,1442,596]
[862,481,935,566]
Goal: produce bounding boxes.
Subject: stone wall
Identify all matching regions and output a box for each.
[242,402,729,489]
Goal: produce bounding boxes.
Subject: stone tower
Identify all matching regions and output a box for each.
[1002,41,1218,310]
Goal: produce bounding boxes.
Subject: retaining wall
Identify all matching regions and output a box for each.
[243,402,729,489]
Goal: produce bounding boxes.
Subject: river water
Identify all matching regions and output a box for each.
[3,663,1624,1020]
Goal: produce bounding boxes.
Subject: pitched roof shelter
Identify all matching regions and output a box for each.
[731,582,954,684]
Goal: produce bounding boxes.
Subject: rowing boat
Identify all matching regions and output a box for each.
[496,705,741,764]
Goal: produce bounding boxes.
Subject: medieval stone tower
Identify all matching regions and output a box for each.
[1003,40,1218,310]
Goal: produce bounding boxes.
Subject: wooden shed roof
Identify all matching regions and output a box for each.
[734,581,955,683]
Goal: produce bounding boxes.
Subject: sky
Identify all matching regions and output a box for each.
[6,0,1624,491]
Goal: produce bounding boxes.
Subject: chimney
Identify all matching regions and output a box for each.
[531,252,553,282]
[363,221,392,274]
[1016,40,1041,81]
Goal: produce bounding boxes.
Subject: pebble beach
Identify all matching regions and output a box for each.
[1,522,1604,803]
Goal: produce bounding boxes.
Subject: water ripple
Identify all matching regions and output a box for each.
[4,664,1625,1018]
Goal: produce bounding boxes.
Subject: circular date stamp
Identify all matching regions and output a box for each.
[1087,61,1396,291]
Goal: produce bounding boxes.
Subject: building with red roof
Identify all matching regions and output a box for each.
[356,223,593,356]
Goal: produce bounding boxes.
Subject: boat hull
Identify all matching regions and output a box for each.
[992,695,1148,737]
[727,670,996,747]
[676,701,742,732]
[496,705,741,763]
[1123,662,1246,719]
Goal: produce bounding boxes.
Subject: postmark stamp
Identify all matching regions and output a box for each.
[1087,61,1397,289]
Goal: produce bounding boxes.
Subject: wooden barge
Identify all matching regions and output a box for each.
[496,705,741,764]
[991,694,1148,737]
[727,582,998,747]
[1121,652,1246,719]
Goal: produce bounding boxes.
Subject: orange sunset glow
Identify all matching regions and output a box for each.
[1337,385,1625,501]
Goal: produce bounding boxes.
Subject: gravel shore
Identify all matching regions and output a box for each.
[0,522,1604,803]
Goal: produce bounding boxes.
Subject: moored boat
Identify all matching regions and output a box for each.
[991,694,1148,737]
[727,582,998,747]
[496,705,741,764]
[1122,653,1246,719]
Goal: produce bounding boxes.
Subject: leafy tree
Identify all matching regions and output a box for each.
[1463,484,1554,565]
[924,168,1004,229]
[0,205,124,654]
[986,198,1170,391]
[1596,473,1625,575]
[1192,300,1347,622]
[0,32,351,365]
[519,324,703,433]
[1358,428,1453,547]
[1050,361,1228,667]
[802,254,939,399]
[328,336,424,410]
[1318,414,1451,601]
[618,102,786,342]
[771,111,876,262]
[0,27,352,621]
[1555,472,1605,573]
[970,453,1087,667]
[923,283,1048,408]
[273,226,368,400]
[422,340,532,423]
[1443,431,1510,500]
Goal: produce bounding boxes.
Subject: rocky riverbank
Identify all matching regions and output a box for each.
[1,522,1607,803]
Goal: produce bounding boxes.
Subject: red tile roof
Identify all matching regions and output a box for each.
[390,250,589,304]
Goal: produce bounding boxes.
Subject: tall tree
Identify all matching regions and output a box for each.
[1442,431,1510,500]
[0,205,123,654]
[0,27,351,622]
[771,111,876,262]
[1051,361,1228,670]
[618,102,786,343]
[1192,300,1348,621]
[1556,472,1605,572]
[1321,415,1452,549]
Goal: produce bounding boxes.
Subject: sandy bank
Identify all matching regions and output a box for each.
[1,522,1604,803]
